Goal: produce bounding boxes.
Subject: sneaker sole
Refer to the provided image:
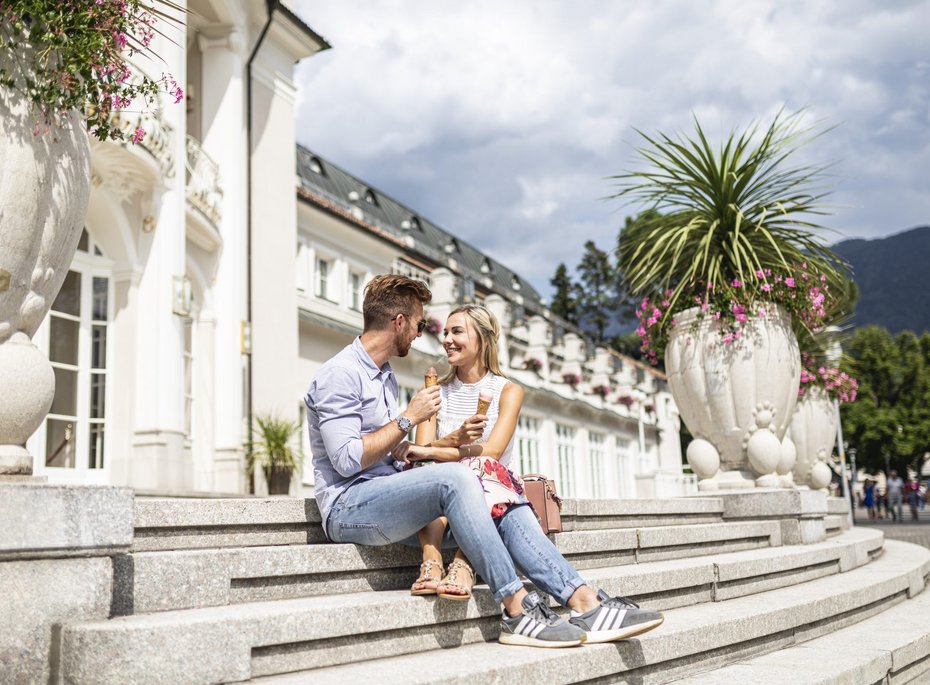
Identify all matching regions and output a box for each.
[581,617,664,644]
[499,632,583,648]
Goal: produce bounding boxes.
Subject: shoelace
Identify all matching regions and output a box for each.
[598,595,640,610]
[526,599,561,626]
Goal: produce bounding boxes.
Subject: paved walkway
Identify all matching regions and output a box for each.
[854,504,930,550]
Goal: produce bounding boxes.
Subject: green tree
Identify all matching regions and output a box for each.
[575,240,615,343]
[549,263,578,325]
[841,326,930,475]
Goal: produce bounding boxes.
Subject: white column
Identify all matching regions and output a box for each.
[198,27,248,492]
[130,24,189,490]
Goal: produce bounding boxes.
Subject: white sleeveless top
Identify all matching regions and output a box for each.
[437,372,515,467]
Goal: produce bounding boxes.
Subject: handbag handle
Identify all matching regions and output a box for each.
[522,474,563,510]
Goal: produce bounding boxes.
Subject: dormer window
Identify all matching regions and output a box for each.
[309,156,324,175]
[364,189,378,206]
[410,216,421,231]
[480,258,492,274]
[444,239,458,254]
[347,190,360,202]
[511,275,521,291]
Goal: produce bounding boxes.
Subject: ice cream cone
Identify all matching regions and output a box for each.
[476,389,492,415]
[425,366,439,387]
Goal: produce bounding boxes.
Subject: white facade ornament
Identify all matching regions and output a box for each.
[789,385,837,490]
[0,88,91,475]
[665,306,801,490]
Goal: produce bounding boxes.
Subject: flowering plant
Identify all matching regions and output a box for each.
[591,384,611,398]
[643,402,656,414]
[798,352,858,403]
[425,316,442,335]
[561,372,581,387]
[524,357,543,373]
[0,0,183,141]
[616,395,635,408]
[614,110,849,366]
[635,263,836,365]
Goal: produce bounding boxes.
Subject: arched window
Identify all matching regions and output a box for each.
[32,228,114,482]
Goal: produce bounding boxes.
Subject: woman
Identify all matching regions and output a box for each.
[394,304,527,600]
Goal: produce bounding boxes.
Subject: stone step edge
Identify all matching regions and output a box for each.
[132,496,727,530]
[241,539,930,685]
[675,575,930,684]
[123,526,881,615]
[131,517,781,553]
[57,530,898,684]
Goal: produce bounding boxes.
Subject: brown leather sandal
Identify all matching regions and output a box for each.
[410,559,444,596]
[436,558,474,601]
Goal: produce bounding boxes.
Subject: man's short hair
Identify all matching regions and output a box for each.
[363,274,432,330]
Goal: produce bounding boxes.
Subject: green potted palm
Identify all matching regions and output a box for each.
[247,414,304,496]
[613,110,848,491]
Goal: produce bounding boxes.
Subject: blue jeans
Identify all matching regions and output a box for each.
[326,462,585,604]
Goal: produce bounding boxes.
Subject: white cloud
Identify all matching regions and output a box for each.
[292,0,930,295]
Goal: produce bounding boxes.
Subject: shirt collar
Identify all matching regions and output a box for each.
[352,336,393,380]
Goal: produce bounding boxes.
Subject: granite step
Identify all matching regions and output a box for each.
[121,519,789,614]
[675,568,930,684]
[58,529,891,684]
[131,497,727,552]
[242,539,929,685]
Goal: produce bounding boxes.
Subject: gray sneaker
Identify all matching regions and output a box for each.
[499,591,585,648]
[569,590,664,644]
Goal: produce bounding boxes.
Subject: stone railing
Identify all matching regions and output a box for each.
[185,135,223,227]
[103,108,175,179]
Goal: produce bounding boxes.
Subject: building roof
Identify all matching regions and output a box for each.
[295,145,547,313]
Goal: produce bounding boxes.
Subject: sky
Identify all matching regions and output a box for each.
[291,0,930,301]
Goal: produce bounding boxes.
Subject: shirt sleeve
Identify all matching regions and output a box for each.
[311,366,365,478]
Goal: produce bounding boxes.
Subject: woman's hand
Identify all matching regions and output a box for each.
[453,415,487,445]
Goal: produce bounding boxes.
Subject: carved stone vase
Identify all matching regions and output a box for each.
[789,385,836,490]
[0,85,92,475]
[664,305,801,490]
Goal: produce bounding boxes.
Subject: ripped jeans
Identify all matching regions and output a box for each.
[325,461,585,604]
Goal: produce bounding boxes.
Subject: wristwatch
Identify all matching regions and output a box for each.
[395,415,413,433]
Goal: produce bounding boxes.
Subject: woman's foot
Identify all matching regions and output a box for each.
[437,558,475,601]
[410,559,444,596]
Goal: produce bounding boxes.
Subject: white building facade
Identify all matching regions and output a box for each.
[26,1,694,500]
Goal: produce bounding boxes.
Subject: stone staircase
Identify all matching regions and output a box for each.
[46,492,930,683]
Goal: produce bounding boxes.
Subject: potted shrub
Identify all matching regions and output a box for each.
[0,1,181,474]
[247,414,303,496]
[789,351,858,489]
[614,110,847,490]
[524,357,543,374]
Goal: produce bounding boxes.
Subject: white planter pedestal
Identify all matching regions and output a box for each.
[666,306,801,491]
[789,385,837,490]
[0,87,91,474]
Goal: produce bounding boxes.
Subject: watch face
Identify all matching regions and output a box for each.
[397,416,412,432]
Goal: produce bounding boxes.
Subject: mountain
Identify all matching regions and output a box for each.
[831,226,930,335]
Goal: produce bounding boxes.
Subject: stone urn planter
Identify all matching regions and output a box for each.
[665,306,801,490]
[789,385,836,490]
[0,86,92,475]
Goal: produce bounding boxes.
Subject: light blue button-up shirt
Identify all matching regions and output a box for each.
[305,337,401,533]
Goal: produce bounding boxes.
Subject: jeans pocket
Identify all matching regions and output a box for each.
[332,521,392,545]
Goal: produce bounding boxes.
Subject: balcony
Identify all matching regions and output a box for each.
[185,134,223,228]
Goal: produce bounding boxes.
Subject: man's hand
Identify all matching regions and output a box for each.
[393,440,433,463]
[404,384,441,425]
[455,414,487,445]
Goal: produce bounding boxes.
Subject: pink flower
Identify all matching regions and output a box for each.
[131,126,145,144]
[785,277,796,288]
[761,283,772,292]
[731,279,742,288]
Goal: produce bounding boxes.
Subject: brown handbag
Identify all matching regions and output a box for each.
[523,474,563,534]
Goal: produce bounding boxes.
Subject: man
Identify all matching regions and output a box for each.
[887,470,904,523]
[306,274,663,647]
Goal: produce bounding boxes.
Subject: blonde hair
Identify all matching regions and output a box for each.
[440,304,506,384]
